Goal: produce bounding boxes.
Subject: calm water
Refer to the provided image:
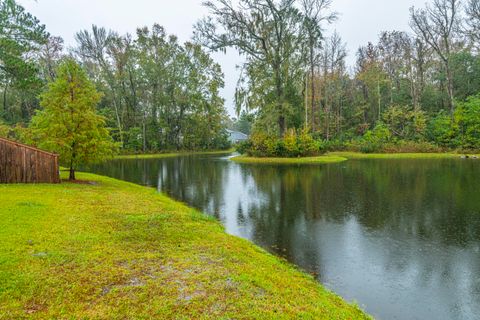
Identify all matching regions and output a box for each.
[87,154,480,320]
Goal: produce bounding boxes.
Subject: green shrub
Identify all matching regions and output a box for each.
[124,127,144,152]
[381,140,444,153]
[427,111,456,148]
[352,124,392,153]
[0,121,10,138]
[0,122,35,144]
[236,140,253,155]
[359,142,379,154]
[382,105,427,141]
[426,97,480,152]
[210,130,232,150]
[323,139,347,152]
[455,95,480,150]
[298,129,321,156]
[12,124,35,144]
[284,129,299,157]
[237,129,322,158]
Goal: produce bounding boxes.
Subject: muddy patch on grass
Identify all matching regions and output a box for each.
[101,277,146,296]
[63,179,99,185]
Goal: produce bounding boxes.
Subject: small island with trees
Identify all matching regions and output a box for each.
[215,0,480,163]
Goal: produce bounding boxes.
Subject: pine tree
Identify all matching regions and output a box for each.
[31,59,117,180]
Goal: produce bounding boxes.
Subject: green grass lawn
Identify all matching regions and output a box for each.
[230,155,348,165]
[116,149,234,160]
[0,172,369,319]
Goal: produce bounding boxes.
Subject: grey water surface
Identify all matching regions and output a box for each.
[86,154,480,320]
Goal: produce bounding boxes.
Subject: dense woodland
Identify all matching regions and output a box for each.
[199,0,480,156]
[1,0,480,156]
[0,0,229,152]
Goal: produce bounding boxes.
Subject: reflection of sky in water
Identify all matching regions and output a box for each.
[87,156,480,320]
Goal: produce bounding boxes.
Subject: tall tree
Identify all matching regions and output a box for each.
[408,37,431,111]
[317,32,347,138]
[301,0,337,131]
[37,36,64,82]
[465,0,480,48]
[356,42,390,125]
[30,59,116,180]
[75,26,125,146]
[410,0,463,114]
[75,24,228,152]
[0,0,48,122]
[195,0,319,136]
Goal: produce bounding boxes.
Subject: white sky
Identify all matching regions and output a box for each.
[18,0,428,116]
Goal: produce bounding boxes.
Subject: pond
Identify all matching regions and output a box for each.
[86,154,480,320]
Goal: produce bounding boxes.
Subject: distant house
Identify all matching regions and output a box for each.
[226,129,249,144]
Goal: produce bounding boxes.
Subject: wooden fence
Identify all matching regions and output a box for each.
[0,137,60,184]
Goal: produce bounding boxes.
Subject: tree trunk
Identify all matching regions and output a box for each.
[310,51,316,132]
[69,155,76,181]
[112,94,124,147]
[69,167,76,181]
[275,69,285,137]
[3,81,8,120]
[378,80,381,121]
[325,96,330,141]
[304,74,308,129]
[142,117,147,153]
[278,114,286,137]
[446,63,455,116]
[408,58,419,111]
[69,145,76,181]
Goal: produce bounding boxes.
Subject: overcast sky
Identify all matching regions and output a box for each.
[18,0,428,116]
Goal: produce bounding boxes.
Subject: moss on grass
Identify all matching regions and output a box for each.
[230,155,348,165]
[0,171,369,319]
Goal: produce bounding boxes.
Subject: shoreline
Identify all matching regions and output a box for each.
[329,151,479,159]
[229,151,480,164]
[0,170,370,319]
[115,149,234,160]
[114,150,479,164]
[230,155,348,164]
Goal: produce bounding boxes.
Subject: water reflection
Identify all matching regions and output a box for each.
[87,155,480,320]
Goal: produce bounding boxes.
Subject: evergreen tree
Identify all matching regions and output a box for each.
[0,0,48,123]
[31,59,117,180]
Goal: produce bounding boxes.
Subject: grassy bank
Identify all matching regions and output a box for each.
[0,172,369,319]
[115,149,234,160]
[329,151,479,159]
[230,155,348,165]
[230,151,479,165]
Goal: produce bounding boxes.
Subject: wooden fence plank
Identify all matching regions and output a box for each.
[0,138,60,184]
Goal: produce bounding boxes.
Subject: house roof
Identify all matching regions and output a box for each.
[226,129,249,139]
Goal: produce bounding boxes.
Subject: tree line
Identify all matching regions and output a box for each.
[0,0,230,153]
[204,0,480,154]
[2,0,480,158]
